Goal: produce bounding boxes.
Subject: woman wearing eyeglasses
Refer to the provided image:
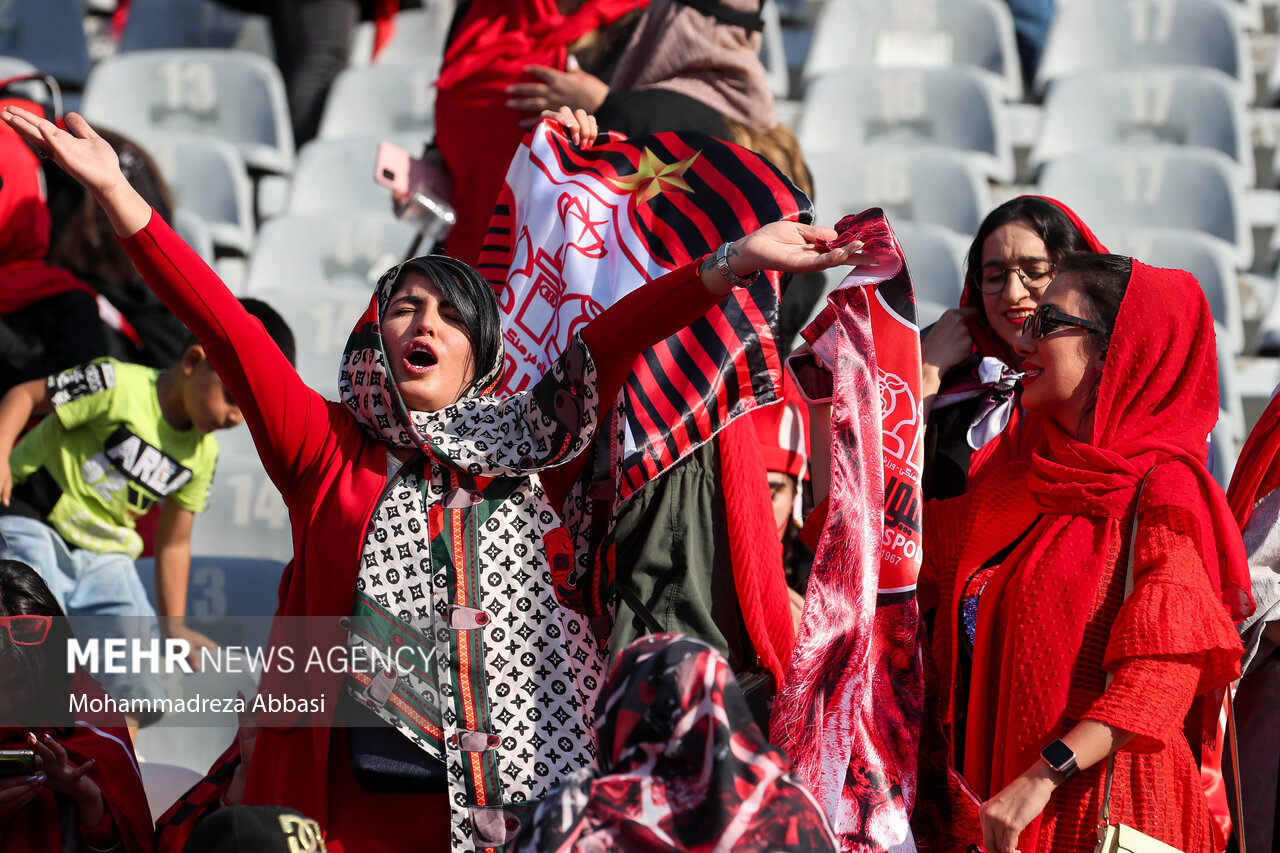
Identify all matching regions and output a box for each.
[920,253,1250,853]
[0,559,154,852]
[921,196,1107,501]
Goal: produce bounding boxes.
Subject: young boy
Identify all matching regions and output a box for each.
[0,299,294,709]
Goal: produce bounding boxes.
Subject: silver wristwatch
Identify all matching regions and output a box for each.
[715,241,755,289]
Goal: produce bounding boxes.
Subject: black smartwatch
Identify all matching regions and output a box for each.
[1040,739,1078,781]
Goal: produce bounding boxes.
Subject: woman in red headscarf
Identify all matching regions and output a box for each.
[921,196,1107,501]
[921,253,1250,853]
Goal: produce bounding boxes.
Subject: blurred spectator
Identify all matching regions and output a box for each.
[206,0,409,146]
[750,375,812,628]
[433,0,652,264]
[511,634,837,853]
[0,101,108,396]
[49,128,192,369]
[0,559,155,853]
[1005,0,1053,89]
[181,805,328,853]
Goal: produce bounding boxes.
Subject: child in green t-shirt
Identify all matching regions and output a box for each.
[0,300,294,711]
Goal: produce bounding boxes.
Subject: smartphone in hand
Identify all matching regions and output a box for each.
[785,350,834,405]
[0,750,34,778]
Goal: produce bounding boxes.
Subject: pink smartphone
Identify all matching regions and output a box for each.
[785,350,834,405]
[374,140,429,196]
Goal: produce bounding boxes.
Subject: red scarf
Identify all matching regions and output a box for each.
[959,196,1109,488]
[0,670,154,853]
[433,0,646,265]
[961,261,1252,850]
[0,99,97,316]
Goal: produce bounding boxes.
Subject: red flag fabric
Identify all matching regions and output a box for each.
[770,210,926,852]
[478,119,810,678]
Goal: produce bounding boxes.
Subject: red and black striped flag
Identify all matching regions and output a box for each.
[478,119,812,498]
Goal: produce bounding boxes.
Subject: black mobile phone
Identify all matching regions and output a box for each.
[785,350,834,405]
[0,750,34,778]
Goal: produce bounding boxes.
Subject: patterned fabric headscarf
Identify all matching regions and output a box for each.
[512,634,837,852]
[339,255,593,476]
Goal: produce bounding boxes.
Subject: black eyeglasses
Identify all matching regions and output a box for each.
[1025,305,1104,339]
[979,263,1056,295]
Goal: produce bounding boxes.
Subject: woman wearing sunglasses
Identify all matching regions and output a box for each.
[921,196,1108,501]
[0,559,153,852]
[920,253,1250,853]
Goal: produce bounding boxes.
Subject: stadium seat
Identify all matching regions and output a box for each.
[803,0,1023,99]
[119,0,272,55]
[1102,227,1244,353]
[761,0,789,99]
[0,0,92,88]
[1030,67,1251,178]
[895,222,967,307]
[139,764,204,821]
[798,67,1013,182]
[171,208,217,265]
[0,57,62,112]
[1037,147,1251,269]
[244,213,417,293]
[363,6,450,65]
[131,132,256,255]
[286,133,431,215]
[807,148,991,237]
[316,61,439,140]
[247,285,381,400]
[1035,0,1251,99]
[1211,411,1237,487]
[1215,322,1246,440]
[81,50,295,174]
[188,427,293,563]
[916,299,950,329]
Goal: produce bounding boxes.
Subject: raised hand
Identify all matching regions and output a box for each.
[538,106,599,148]
[2,109,122,199]
[0,109,151,237]
[734,221,878,276]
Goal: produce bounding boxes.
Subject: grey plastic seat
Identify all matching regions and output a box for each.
[245,214,416,294]
[0,0,92,87]
[1037,147,1251,269]
[316,60,439,140]
[894,222,967,307]
[803,0,1023,99]
[760,0,789,99]
[798,67,1013,182]
[1102,227,1244,354]
[0,56,60,111]
[1215,322,1246,441]
[286,133,431,215]
[248,284,383,400]
[1031,68,1251,178]
[1035,0,1251,99]
[119,0,273,55]
[1211,411,1237,488]
[171,208,217,265]
[187,427,293,562]
[363,5,449,65]
[81,49,295,174]
[807,148,991,236]
[916,299,950,329]
[131,132,255,255]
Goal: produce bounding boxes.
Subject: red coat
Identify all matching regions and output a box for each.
[123,211,718,848]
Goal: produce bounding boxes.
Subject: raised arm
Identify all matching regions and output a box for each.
[1,108,331,493]
[543,220,874,499]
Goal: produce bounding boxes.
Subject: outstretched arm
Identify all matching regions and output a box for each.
[2,108,333,494]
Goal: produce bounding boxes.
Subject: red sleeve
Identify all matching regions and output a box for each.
[1086,656,1202,753]
[540,257,719,502]
[120,211,334,497]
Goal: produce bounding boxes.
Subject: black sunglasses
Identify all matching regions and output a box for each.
[1025,305,1104,339]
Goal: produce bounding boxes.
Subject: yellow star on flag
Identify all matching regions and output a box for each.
[610,147,700,204]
